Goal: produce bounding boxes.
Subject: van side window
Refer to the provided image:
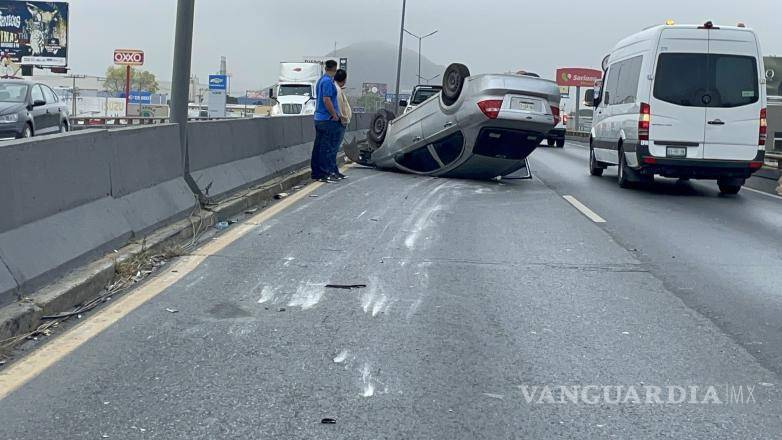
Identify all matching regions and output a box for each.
[604,64,620,106]
[615,56,643,105]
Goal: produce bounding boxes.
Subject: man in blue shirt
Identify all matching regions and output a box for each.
[311,60,341,182]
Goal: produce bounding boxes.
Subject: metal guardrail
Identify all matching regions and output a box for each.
[68,116,242,130]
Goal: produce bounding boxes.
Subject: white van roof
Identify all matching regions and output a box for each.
[612,23,758,53]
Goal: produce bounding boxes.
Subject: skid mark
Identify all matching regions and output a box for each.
[287,282,325,310]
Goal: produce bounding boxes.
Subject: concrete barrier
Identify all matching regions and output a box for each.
[0,125,194,306]
[189,114,371,199]
[0,114,372,307]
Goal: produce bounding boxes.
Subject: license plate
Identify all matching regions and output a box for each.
[511,97,537,112]
[666,146,687,158]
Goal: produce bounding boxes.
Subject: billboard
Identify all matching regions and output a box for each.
[556,67,602,88]
[208,74,228,91]
[0,1,69,67]
[765,56,782,97]
[362,82,387,98]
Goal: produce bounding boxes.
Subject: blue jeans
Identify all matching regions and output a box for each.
[312,120,341,178]
[328,124,347,175]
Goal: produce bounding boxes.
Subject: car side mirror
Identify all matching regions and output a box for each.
[33,99,46,107]
[268,88,275,100]
[399,100,408,108]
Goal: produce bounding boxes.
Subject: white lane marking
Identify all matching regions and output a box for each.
[563,195,607,223]
[743,186,782,201]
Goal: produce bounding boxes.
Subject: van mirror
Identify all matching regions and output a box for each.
[399,100,408,108]
[268,88,276,100]
[584,89,595,107]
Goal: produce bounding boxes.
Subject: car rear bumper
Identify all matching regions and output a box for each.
[634,144,765,179]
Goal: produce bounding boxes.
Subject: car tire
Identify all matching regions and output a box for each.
[718,178,743,195]
[556,139,565,148]
[589,145,604,176]
[546,138,554,147]
[617,146,633,188]
[367,109,395,148]
[18,124,32,139]
[60,120,69,133]
[441,63,470,106]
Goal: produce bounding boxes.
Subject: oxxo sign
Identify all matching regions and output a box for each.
[114,49,144,66]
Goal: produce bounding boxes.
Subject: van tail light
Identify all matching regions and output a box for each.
[477,99,503,119]
[759,108,767,146]
[639,102,651,141]
[551,105,561,126]
[563,113,569,125]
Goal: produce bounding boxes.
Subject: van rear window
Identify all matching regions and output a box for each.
[654,53,758,108]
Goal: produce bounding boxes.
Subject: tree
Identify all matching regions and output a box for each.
[104,66,160,95]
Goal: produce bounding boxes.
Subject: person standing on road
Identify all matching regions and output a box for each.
[330,69,352,179]
[311,59,341,183]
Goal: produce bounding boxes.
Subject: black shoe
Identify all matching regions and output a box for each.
[335,172,348,180]
[320,176,339,183]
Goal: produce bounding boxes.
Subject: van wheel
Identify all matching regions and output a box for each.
[556,139,565,148]
[617,147,633,188]
[546,138,554,147]
[589,145,604,176]
[367,109,395,148]
[718,178,743,195]
[441,63,470,106]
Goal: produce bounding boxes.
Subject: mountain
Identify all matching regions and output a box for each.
[327,41,446,95]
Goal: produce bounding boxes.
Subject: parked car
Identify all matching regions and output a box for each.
[588,21,766,195]
[345,64,561,179]
[400,85,443,114]
[0,80,69,139]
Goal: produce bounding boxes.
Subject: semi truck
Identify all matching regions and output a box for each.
[269,62,322,116]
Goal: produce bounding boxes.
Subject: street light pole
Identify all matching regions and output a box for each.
[393,0,406,115]
[170,0,203,199]
[404,29,438,84]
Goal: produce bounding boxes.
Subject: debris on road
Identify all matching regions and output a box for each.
[165,308,179,314]
[278,308,286,312]
[292,185,304,190]
[245,208,258,214]
[215,221,230,230]
[274,192,289,200]
[370,218,379,222]
[321,418,337,424]
[325,284,367,290]
[309,194,319,198]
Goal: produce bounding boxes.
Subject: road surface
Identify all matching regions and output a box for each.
[1,146,781,439]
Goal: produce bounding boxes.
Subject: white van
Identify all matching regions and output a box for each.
[588,21,767,194]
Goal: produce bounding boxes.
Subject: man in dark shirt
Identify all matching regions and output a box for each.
[311,60,341,182]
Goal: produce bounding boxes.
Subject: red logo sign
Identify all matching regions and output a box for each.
[114,49,144,66]
[556,67,602,87]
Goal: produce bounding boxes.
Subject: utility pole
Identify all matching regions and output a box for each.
[393,0,406,114]
[404,29,438,84]
[170,0,203,199]
[65,74,86,116]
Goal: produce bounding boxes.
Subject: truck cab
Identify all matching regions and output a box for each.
[400,85,443,115]
[270,62,322,116]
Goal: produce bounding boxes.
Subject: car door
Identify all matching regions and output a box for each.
[593,63,619,163]
[41,85,62,131]
[29,84,50,134]
[702,29,763,160]
[648,28,708,159]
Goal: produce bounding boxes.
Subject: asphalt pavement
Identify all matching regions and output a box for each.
[1,155,781,439]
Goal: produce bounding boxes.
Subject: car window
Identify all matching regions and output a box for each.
[31,85,45,103]
[42,85,57,103]
[432,131,464,166]
[603,64,620,106]
[614,56,643,105]
[654,53,758,108]
[395,146,440,172]
[411,88,441,105]
[0,83,28,102]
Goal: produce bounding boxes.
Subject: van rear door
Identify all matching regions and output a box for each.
[703,29,762,160]
[649,28,708,159]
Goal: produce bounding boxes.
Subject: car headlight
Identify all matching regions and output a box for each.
[0,114,18,123]
[270,105,282,116]
[303,100,316,115]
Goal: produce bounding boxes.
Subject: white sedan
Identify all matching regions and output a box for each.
[346,63,562,179]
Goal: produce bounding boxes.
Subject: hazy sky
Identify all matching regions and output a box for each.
[65,0,782,92]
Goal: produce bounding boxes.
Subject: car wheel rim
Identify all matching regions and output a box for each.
[446,71,459,94]
[373,118,385,134]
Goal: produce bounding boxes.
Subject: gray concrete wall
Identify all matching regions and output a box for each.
[0,114,372,306]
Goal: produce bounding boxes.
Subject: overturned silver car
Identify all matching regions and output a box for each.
[345,64,562,179]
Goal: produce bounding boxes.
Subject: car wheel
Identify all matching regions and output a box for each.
[19,124,32,139]
[546,138,554,147]
[718,178,743,195]
[617,146,633,188]
[556,139,565,148]
[367,109,395,148]
[589,145,604,176]
[441,63,470,106]
[60,120,69,133]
